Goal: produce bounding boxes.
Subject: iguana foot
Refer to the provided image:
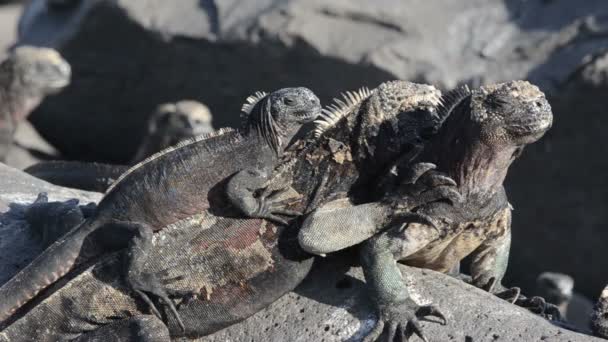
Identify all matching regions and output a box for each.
[24,192,86,247]
[254,186,301,225]
[363,299,446,342]
[480,277,521,304]
[514,295,562,321]
[126,272,186,332]
[494,288,521,304]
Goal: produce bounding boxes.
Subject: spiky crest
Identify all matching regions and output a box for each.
[240,91,268,128]
[313,87,372,138]
[436,85,471,124]
[106,127,237,193]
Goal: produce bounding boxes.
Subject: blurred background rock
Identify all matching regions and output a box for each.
[0,0,607,315]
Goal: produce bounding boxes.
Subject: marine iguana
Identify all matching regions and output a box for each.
[593,285,608,339]
[132,100,215,163]
[0,81,456,341]
[0,46,70,162]
[299,80,554,341]
[0,87,321,328]
[24,100,215,192]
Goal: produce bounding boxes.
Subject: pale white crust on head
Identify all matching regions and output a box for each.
[313,87,372,138]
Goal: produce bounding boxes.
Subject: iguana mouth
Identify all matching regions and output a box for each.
[294,105,321,123]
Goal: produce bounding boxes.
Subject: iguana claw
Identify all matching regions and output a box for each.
[363,299,446,342]
[480,276,521,304]
[255,186,301,225]
[127,272,186,333]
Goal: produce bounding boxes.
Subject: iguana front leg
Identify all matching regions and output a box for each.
[467,209,560,319]
[361,223,446,342]
[468,208,519,302]
[226,169,299,225]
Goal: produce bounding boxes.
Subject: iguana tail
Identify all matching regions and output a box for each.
[0,219,98,322]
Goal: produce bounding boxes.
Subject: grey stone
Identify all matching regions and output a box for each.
[202,258,602,341]
[0,163,100,284]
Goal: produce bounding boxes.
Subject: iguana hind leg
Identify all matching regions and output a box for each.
[106,221,185,332]
[70,315,170,342]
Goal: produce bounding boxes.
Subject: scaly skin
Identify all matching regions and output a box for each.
[0,87,321,329]
[0,46,70,162]
[0,81,452,341]
[299,80,554,341]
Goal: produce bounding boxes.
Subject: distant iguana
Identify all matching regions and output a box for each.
[0,46,70,162]
[299,80,554,341]
[0,81,456,341]
[24,100,215,192]
[0,87,321,328]
[593,285,608,339]
[132,100,215,163]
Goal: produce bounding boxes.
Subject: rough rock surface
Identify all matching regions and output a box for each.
[202,257,602,342]
[0,163,100,284]
[0,166,602,341]
[14,0,608,301]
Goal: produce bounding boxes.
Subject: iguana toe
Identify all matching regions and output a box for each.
[127,272,185,332]
[364,299,445,342]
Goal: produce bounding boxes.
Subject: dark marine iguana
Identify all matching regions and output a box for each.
[0,87,321,328]
[0,46,71,162]
[299,80,554,341]
[0,81,456,341]
[24,100,215,193]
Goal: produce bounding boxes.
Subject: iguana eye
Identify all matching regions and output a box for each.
[282,97,296,106]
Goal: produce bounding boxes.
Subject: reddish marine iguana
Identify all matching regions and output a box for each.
[299,80,554,341]
[0,87,321,328]
[0,46,70,162]
[0,81,454,341]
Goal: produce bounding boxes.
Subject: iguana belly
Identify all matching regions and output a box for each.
[402,211,507,273]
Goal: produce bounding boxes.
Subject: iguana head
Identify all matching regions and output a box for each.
[149,100,214,144]
[535,272,574,307]
[471,80,552,148]
[429,80,553,197]
[2,46,71,99]
[242,87,321,155]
